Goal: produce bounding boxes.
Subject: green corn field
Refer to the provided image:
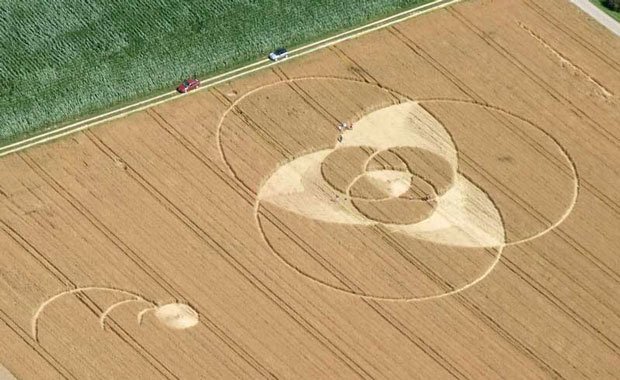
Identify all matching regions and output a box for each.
[0,0,431,143]
[0,0,428,141]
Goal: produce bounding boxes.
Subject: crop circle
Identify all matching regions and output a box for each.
[217,77,578,301]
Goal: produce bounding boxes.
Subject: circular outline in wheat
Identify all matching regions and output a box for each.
[216,76,579,302]
[31,286,199,342]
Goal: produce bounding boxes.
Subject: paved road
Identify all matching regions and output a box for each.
[569,0,620,36]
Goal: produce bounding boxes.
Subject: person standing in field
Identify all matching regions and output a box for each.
[336,121,353,143]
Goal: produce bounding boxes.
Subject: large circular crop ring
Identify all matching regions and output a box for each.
[216,77,578,301]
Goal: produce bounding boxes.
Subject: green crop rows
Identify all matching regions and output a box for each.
[590,0,620,21]
[0,0,431,142]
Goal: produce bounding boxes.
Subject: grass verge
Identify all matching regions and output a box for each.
[589,0,620,21]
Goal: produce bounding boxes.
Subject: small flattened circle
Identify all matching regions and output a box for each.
[155,303,199,330]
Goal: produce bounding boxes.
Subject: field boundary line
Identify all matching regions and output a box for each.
[569,0,620,36]
[0,0,461,158]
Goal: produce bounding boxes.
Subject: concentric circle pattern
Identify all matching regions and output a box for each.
[217,77,578,300]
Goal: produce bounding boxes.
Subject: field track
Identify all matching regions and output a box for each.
[1,0,619,379]
[0,0,458,159]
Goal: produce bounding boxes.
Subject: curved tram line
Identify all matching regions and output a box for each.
[32,286,199,342]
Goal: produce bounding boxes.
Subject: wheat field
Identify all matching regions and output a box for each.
[1,0,619,378]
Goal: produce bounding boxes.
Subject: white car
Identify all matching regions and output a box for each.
[269,47,288,61]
